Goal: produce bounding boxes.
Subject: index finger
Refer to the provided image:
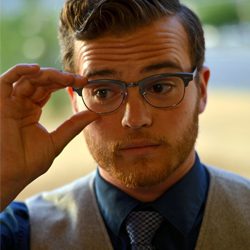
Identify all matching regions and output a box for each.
[0,64,40,98]
[12,68,89,101]
[24,68,88,89]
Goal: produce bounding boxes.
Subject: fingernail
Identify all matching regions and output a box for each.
[74,74,86,79]
[29,64,39,68]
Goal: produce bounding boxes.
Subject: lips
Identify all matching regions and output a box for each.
[119,140,160,150]
[117,140,160,157]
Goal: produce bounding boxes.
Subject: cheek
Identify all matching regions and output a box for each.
[155,96,197,133]
[75,97,87,112]
[182,85,199,114]
[84,115,119,142]
[155,106,188,127]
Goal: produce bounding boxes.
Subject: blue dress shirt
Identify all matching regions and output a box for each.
[0,202,30,250]
[0,153,209,250]
[95,153,209,249]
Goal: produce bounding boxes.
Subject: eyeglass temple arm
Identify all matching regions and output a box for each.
[193,67,198,79]
[183,67,198,87]
[72,87,83,96]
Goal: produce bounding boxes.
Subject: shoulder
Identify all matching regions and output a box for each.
[25,171,96,212]
[24,171,98,246]
[196,165,250,249]
[204,164,250,218]
[24,171,111,249]
[205,164,250,194]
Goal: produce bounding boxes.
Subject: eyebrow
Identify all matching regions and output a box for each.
[84,61,183,79]
[141,61,183,74]
[85,69,119,78]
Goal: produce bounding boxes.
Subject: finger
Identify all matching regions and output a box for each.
[0,64,40,98]
[12,69,88,100]
[12,69,74,99]
[21,68,88,88]
[13,82,60,103]
[51,110,100,156]
[30,71,88,89]
[34,92,52,108]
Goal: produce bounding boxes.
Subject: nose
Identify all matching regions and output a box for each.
[121,87,152,129]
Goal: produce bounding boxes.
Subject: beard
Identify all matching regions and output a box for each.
[84,100,199,188]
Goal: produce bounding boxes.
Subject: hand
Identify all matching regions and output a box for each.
[0,64,99,211]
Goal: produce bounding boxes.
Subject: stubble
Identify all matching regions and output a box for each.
[84,100,199,188]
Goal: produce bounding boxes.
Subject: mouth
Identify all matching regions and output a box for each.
[120,140,160,149]
[118,140,161,156]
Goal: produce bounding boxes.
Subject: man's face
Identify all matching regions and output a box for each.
[73,16,207,188]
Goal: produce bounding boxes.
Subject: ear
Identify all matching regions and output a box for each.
[66,87,79,113]
[198,66,210,114]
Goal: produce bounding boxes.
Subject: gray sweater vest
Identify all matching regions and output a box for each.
[26,165,250,249]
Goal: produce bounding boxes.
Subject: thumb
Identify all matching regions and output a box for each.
[51,110,99,156]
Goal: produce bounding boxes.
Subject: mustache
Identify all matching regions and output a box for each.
[111,130,171,152]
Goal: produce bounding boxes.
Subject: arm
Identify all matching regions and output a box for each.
[0,64,99,212]
[0,202,30,250]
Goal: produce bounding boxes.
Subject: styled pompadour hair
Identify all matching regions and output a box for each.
[58,0,205,74]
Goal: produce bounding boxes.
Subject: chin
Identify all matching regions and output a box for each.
[98,153,188,188]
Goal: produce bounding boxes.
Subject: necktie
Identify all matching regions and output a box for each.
[125,211,165,250]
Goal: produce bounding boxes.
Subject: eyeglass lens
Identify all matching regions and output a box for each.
[81,76,185,113]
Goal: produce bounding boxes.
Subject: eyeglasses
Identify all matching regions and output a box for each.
[72,67,197,114]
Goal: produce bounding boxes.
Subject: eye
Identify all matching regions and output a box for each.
[151,84,171,94]
[90,82,124,103]
[147,82,173,95]
[94,88,114,99]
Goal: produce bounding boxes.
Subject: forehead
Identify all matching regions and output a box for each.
[74,16,191,77]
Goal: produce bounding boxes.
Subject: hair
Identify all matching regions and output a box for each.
[58,0,205,75]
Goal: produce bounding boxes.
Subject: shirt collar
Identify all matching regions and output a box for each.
[94,153,208,237]
[150,153,208,236]
[95,170,140,236]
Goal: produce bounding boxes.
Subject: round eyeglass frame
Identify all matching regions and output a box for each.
[72,67,198,114]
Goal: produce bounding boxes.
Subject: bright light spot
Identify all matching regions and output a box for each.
[22,36,45,59]
[203,25,221,48]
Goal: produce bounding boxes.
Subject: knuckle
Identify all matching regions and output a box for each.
[13,63,27,71]
[12,64,21,74]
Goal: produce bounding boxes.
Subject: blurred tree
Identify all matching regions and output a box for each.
[0,0,68,114]
[2,0,248,74]
[198,2,239,25]
[182,0,250,25]
[1,0,64,72]
[1,0,249,114]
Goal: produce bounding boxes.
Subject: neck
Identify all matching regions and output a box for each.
[99,150,196,202]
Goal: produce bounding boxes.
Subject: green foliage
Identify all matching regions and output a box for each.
[1,2,62,72]
[198,2,239,25]
[1,0,249,114]
[1,0,67,114]
[182,0,250,25]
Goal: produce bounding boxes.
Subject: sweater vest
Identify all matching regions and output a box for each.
[26,165,250,249]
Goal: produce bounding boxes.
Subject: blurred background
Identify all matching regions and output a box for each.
[1,0,250,200]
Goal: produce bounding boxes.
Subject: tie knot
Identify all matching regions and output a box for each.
[125,211,165,250]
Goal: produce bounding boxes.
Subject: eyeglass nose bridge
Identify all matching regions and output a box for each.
[126,82,139,87]
[125,82,145,95]
[124,82,147,104]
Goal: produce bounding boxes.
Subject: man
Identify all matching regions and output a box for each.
[1,0,250,249]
